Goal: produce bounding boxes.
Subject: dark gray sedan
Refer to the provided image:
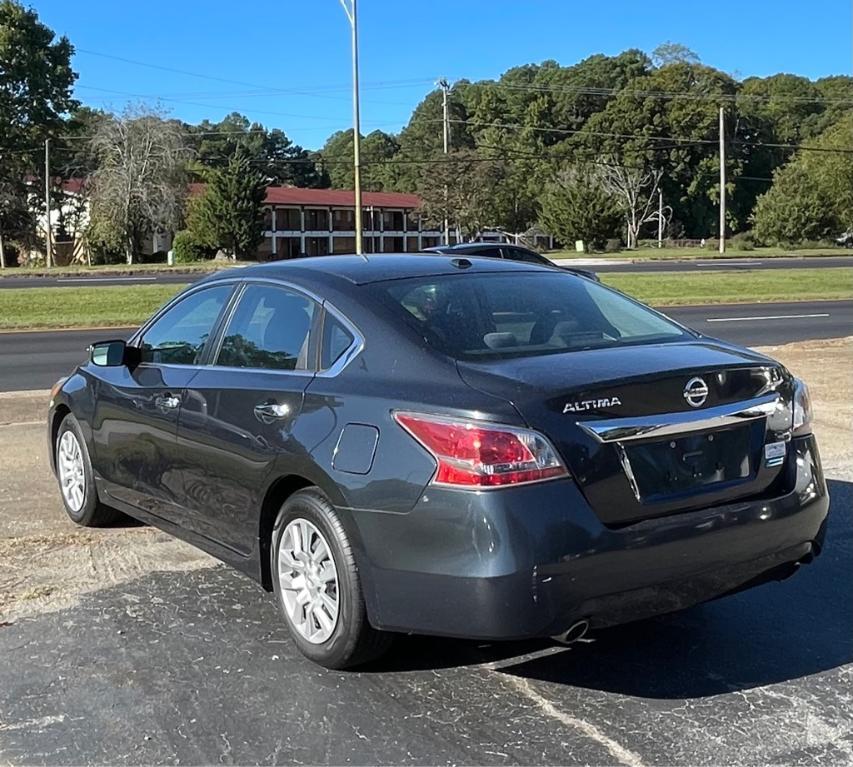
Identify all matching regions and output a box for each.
[48,255,828,668]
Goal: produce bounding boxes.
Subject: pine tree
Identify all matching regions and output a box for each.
[189,146,267,259]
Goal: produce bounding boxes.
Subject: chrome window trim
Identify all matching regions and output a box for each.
[577,393,784,444]
[129,274,364,378]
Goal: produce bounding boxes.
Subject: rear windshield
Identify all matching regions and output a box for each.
[373,272,690,360]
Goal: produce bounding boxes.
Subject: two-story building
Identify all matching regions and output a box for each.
[257,186,452,259]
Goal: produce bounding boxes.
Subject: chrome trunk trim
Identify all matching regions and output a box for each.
[577,393,784,444]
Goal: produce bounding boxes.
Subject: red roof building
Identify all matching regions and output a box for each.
[191,183,452,258]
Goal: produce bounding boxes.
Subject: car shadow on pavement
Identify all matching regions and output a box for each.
[374,479,852,698]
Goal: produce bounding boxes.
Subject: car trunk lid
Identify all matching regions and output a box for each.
[457,340,794,525]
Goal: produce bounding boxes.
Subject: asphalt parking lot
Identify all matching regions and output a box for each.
[0,337,851,765]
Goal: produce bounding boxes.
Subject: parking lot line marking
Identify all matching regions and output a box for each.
[501,675,646,767]
[0,421,42,427]
[706,313,830,323]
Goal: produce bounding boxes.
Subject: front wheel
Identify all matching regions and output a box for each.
[271,488,392,669]
[55,414,123,527]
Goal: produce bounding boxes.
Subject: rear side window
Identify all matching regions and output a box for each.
[139,285,232,365]
[376,273,688,360]
[321,314,355,370]
[217,284,315,371]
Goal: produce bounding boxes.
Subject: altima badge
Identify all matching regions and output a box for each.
[683,377,709,408]
[563,397,622,413]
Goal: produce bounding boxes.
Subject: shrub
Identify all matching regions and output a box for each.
[703,238,719,251]
[172,230,214,263]
[729,231,756,251]
[604,238,622,253]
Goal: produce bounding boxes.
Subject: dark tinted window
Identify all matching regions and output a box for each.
[377,273,688,360]
[321,314,355,370]
[139,285,231,365]
[464,246,503,259]
[503,247,549,265]
[217,284,315,371]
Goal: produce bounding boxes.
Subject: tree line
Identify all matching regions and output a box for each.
[3,0,853,266]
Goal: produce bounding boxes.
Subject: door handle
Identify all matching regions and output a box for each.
[155,394,181,410]
[254,401,291,424]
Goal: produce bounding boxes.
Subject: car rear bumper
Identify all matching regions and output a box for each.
[351,435,828,639]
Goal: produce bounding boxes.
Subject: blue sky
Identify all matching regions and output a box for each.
[35,0,853,150]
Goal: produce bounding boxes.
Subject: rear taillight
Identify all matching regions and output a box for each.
[394,412,568,488]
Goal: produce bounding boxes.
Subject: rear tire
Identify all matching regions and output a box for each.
[270,487,392,669]
[55,414,123,527]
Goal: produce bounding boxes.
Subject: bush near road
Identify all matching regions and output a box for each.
[0,268,850,331]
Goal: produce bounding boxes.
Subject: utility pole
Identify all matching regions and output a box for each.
[438,78,451,245]
[44,138,53,268]
[718,106,726,254]
[657,188,664,248]
[339,0,363,254]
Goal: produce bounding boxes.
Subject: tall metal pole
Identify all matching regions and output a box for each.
[719,106,726,255]
[44,138,52,268]
[340,0,363,255]
[439,78,450,245]
[657,188,663,248]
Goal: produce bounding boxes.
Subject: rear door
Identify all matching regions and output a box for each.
[91,283,235,520]
[175,281,319,555]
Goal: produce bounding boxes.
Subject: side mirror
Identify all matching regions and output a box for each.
[89,339,128,367]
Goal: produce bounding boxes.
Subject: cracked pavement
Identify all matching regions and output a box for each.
[0,338,850,765]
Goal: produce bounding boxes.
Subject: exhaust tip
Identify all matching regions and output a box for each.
[551,619,591,646]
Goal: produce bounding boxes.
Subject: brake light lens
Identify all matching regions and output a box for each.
[394,412,568,488]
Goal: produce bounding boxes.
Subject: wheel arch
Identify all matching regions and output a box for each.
[48,404,72,475]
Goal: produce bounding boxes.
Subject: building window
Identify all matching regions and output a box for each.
[278,236,301,259]
[382,236,404,253]
[277,207,301,231]
[332,236,356,253]
[406,236,419,252]
[382,209,404,231]
[305,236,329,256]
[304,208,329,231]
[332,209,355,231]
[420,236,440,249]
[406,210,419,231]
[263,207,273,230]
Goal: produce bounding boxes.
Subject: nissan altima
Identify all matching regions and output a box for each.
[48,255,828,668]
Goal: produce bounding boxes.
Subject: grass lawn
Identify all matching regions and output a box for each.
[0,268,850,330]
[0,284,185,330]
[0,261,252,278]
[602,268,853,306]
[550,246,849,261]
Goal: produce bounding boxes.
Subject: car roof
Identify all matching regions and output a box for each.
[201,253,555,288]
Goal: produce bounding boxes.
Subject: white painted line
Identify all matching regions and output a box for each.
[694,260,764,267]
[56,276,158,283]
[706,313,830,323]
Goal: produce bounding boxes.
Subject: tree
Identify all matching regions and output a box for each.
[188,145,267,259]
[539,168,622,250]
[598,161,663,249]
[652,42,700,67]
[319,129,400,190]
[752,114,853,244]
[0,0,77,261]
[88,106,190,263]
[187,113,324,187]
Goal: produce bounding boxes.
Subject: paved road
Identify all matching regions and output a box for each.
[0,479,849,765]
[0,300,848,393]
[0,272,196,289]
[0,256,850,288]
